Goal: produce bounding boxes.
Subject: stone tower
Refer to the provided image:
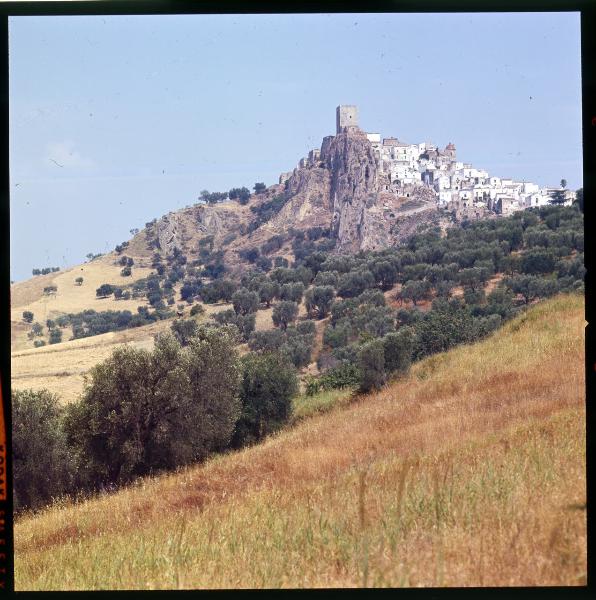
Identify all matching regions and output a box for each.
[336,105,359,134]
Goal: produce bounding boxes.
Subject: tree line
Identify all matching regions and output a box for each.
[13,325,297,512]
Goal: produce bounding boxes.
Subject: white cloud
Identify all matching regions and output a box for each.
[43,140,96,170]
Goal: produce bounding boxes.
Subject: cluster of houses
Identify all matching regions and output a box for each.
[281,106,575,221]
[368,133,575,218]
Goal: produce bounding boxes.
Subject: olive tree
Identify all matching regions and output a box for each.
[12,389,74,512]
[232,288,260,316]
[231,353,297,447]
[272,300,299,330]
[64,328,241,487]
[305,286,335,319]
[358,339,386,393]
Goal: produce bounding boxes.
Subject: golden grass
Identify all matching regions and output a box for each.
[11,328,156,405]
[14,293,586,589]
[10,254,155,351]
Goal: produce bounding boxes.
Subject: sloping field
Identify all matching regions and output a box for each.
[11,324,163,405]
[10,254,154,352]
[11,287,232,404]
[14,293,586,589]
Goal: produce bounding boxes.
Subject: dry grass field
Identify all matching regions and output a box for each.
[10,254,154,351]
[10,252,239,402]
[14,293,585,590]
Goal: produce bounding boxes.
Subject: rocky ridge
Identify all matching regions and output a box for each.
[151,127,445,267]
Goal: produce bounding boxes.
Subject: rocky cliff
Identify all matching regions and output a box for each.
[153,128,444,268]
[320,130,381,252]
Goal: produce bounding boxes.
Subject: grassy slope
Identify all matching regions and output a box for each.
[14,293,586,589]
[10,251,237,403]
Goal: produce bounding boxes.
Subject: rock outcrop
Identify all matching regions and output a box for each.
[270,167,332,231]
[153,126,445,268]
[156,213,183,255]
[320,130,380,252]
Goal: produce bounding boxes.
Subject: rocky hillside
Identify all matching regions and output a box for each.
[144,129,446,274]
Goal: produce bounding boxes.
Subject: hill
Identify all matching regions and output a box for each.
[14,293,586,589]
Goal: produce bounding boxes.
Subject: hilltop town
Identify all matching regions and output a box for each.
[283,105,574,222]
[145,105,578,271]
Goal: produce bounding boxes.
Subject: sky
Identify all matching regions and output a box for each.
[9,12,582,282]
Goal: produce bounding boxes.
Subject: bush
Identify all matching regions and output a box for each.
[463,287,486,306]
[231,353,297,447]
[323,321,351,349]
[49,329,62,345]
[274,256,289,268]
[520,249,556,275]
[358,339,386,393]
[56,315,71,328]
[120,266,132,277]
[239,247,260,263]
[280,329,314,368]
[22,311,34,323]
[33,340,46,348]
[96,283,114,298]
[170,318,199,346]
[190,304,205,317]
[382,329,414,375]
[12,389,74,512]
[255,256,272,272]
[305,362,361,396]
[64,330,241,487]
[412,301,480,359]
[31,322,43,336]
[296,320,316,335]
[181,280,202,302]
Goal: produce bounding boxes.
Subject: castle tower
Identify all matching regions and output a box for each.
[336,105,359,134]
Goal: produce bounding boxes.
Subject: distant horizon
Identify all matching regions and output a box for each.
[10,12,582,282]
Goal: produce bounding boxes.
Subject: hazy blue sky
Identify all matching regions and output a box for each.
[9,12,582,281]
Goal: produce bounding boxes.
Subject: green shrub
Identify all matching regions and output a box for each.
[49,329,62,344]
[358,339,386,393]
[64,329,241,488]
[190,303,205,317]
[231,353,297,447]
[12,389,74,512]
[383,328,414,375]
[306,362,361,396]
